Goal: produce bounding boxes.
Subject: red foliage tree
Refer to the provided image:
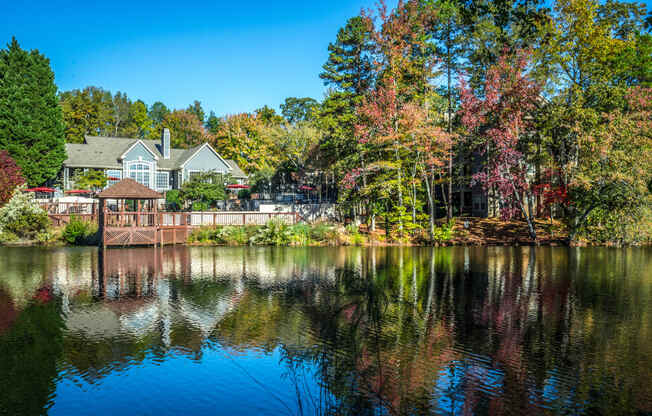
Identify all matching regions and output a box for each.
[459,50,541,239]
[0,150,25,206]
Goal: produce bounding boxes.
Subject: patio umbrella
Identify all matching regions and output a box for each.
[24,187,55,193]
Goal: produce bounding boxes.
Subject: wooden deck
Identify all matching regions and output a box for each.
[100,211,299,247]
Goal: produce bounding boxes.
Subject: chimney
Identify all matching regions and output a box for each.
[161,128,170,159]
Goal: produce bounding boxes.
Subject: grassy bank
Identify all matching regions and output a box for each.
[3,217,649,248]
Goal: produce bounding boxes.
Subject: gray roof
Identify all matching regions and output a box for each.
[64,136,247,178]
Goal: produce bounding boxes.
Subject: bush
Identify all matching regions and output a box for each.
[309,222,336,244]
[62,216,98,245]
[431,218,456,243]
[250,219,292,246]
[0,186,50,239]
[344,224,366,246]
[166,190,182,211]
[189,225,258,245]
[192,201,209,211]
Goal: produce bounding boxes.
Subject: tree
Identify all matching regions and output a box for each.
[59,86,113,143]
[205,111,222,134]
[535,0,652,241]
[280,97,319,123]
[187,100,205,124]
[162,109,207,148]
[426,0,467,219]
[317,15,376,175]
[254,105,283,125]
[180,171,229,209]
[128,100,154,139]
[72,169,107,191]
[459,50,542,239]
[210,113,280,174]
[111,91,131,136]
[0,38,66,186]
[149,101,170,126]
[0,150,24,206]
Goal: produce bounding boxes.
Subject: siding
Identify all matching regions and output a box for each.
[183,146,230,180]
[123,141,156,163]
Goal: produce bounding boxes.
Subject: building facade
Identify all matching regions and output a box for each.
[62,129,247,192]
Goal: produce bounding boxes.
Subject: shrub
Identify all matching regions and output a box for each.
[431,218,456,243]
[345,224,366,246]
[0,186,50,239]
[288,223,311,245]
[62,216,98,245]
[166,190,182,211]
[250,219,292,246]
[189,225,258,245]
[309,222,336,244]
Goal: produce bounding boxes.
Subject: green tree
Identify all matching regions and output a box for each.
[254,105,283,125]
[127,100,154,139]
[205,111,222,134]
[72,169,107,191]
[148,101,170,134]
[280,97,319,123]
[316,15,375,181]
[59,86,113,143]
[180,171,230,208]
[0,38,66,186]
[187,100,205,124]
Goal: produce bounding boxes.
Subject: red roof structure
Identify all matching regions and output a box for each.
[226,184,250,189]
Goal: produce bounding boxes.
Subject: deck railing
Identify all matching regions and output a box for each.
[103,211,298,228]
[40,202,98,215]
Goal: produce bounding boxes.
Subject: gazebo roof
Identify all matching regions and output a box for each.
[96,178,163,199]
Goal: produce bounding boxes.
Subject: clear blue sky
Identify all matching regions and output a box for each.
[0,0,387,116]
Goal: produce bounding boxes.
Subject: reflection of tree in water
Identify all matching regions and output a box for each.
[0,289,65,415]
[217,247,652,415]
[0,246,650,415]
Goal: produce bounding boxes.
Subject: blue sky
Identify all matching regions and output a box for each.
[0,0,385,116]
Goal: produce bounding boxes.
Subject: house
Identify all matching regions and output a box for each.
[62,128,246,192]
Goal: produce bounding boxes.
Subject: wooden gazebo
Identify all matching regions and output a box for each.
[97,178,163,247]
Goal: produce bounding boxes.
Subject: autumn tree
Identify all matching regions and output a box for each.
[459,50,542,239]
[162,109,207,148]
[0,150,24,206]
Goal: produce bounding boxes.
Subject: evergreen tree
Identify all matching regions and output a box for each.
[205,111,222,134]
[317,16,375,174]
[0,37,66,186]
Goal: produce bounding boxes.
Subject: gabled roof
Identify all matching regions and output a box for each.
[63,136,246,176]
[96,178,163,199]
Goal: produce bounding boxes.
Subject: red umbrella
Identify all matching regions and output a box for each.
[107,176,120,181]
[226,184,250,189]
[65,189,92,194]
[24,187,55,193]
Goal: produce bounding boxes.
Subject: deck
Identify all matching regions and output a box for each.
[100,210,299,247]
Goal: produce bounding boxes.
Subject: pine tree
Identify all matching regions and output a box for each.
[0,37,66,186]
[317,16,375,174]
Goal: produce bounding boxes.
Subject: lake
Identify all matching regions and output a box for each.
[0,246,650,415]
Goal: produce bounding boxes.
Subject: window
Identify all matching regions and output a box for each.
[188,171,202,182]
[126,161,152,188]
[156,172,170,190]
[106,170,122,187]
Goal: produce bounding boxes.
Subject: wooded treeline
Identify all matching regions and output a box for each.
[1,0,650,244]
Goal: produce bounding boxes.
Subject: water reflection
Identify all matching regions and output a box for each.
[0,246,650,415]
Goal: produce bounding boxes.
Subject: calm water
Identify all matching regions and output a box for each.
[0,246,650,416]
